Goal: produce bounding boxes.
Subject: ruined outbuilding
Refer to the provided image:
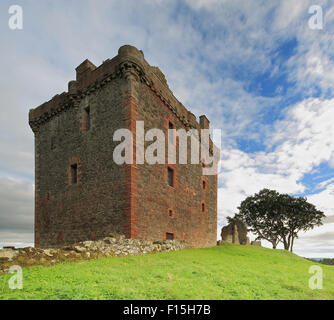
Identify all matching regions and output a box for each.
[220,220,250,245]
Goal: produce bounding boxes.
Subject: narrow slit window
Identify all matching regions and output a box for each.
[168,121,174,130]
[168,121,175,144]
[84,106,91,131]
[202,180,206,190]
[51,136,56,150]
[167,167,174,187]
[71,163,78,184]
[201,202,205,212]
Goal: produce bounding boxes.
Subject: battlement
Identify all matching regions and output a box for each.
[29,45,207,133]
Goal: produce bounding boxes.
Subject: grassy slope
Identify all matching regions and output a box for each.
[0,244,333,300]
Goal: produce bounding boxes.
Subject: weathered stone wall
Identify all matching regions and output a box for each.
[132,80,218,248]
[32,77,132,247]
[221,220,249,245]
[0,235,187,274]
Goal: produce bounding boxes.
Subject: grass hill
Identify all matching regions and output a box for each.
[1,244,333,300]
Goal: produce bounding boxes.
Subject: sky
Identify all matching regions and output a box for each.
[0,0,334,258]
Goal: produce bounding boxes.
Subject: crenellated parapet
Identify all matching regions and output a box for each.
[29,45,204,134]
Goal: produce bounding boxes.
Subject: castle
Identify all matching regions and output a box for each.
[29,45,218,248]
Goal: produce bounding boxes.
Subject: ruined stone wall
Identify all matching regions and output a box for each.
[221,220,249,245]
[0,235,187,274]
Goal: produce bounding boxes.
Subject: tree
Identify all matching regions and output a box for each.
[235,189,325,252]
[234,189,285,249]
[278,195,325,252]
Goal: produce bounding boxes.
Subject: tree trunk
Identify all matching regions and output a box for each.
[290,237,295,252]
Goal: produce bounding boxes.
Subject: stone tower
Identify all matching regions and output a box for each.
[29,45,218,248]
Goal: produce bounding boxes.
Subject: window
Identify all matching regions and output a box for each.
[84,106,90,131]
[167,167,174,187]
[168,209,174,218]
[201,202,205,212]
[51,136,56,150]
[57,231,63,245]
[166,232,174,240]
[202,180,206,190]
[168,121,175,144]
[168,121,174,130]
[71,163,78,184]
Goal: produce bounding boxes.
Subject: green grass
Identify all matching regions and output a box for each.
[1,244,333,300]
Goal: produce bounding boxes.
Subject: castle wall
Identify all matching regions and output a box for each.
[131,81,217,248]
[34,78,131,247]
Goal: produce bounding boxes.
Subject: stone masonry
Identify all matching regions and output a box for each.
[29,45,219,248]
[220,220,250,245]
[0,235,186,274]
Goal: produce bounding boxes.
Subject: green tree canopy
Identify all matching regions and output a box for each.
[234,189,325,251]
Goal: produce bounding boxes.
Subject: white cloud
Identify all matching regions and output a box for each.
[295,223,334,258]
[308,184,334,217]
[271,0,309,31]
[184,0,226,10]
[0,177,34,248]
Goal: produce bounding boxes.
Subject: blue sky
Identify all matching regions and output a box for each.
[0,0,334,257]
